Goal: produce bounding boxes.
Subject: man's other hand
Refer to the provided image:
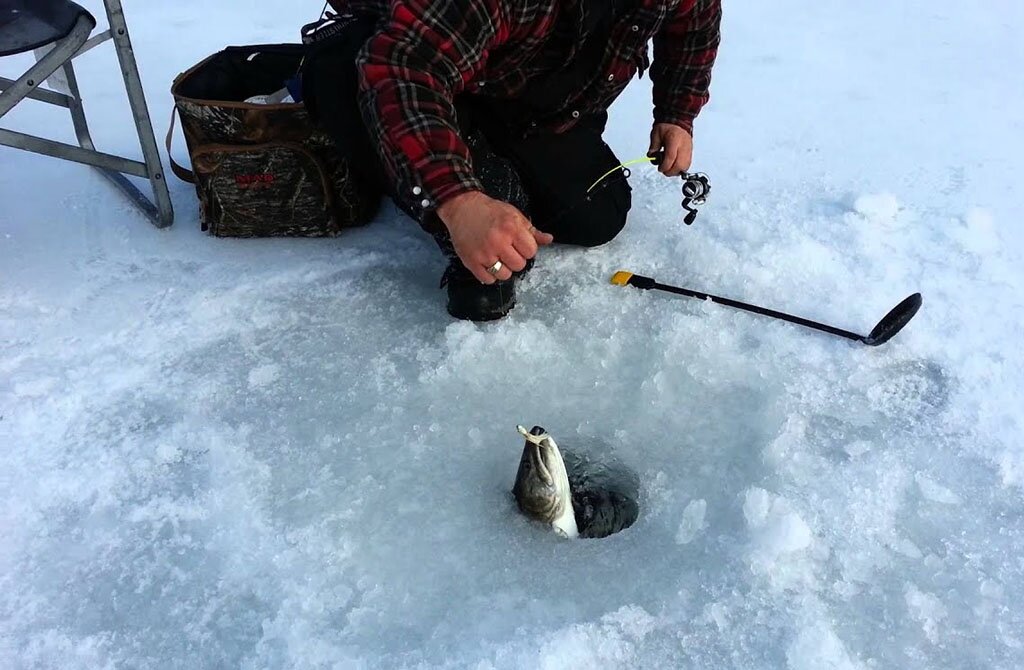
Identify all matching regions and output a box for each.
[437,191,554,284]
[648,123,693,176]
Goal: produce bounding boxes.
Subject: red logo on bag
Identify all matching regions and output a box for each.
[235,173,276,189]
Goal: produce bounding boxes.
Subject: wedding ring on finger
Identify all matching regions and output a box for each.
[486,260,503,276]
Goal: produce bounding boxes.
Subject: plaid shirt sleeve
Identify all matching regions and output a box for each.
[355,0,505,211]
[650,0,722,135]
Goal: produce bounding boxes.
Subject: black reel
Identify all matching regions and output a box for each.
[648,150,711,225]
[679,172,711,225]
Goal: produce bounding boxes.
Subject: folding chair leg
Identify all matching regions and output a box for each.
[56,54,170,226]
[61,61,94,150]
[0,16,92,118]
[0,2,173,228]
[102,0,174,228]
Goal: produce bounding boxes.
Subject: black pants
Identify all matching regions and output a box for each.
[458,98,632,248]
[301,19,631,251]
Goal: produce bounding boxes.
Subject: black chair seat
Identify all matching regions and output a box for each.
[0,0,95,57]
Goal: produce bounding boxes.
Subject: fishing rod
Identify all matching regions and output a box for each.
[506,142,923,345]
[611,270,922,347]
[581,152,923,346]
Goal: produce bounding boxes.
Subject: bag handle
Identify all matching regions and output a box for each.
[165,106,195,183]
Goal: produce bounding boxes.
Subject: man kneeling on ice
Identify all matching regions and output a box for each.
[302,0,721,321]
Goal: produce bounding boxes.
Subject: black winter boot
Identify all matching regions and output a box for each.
[424,104,535,321]
[440,263,517,322]
[434,235,534,322]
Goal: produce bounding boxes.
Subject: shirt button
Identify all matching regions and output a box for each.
[412,186,422,195]
[477,81,485,88]
[607,74,615,81]
[631,25,639,32]
[420,198,431,208]
[571,110,580,118]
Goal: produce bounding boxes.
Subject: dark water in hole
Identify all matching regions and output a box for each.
[560,444,641,539]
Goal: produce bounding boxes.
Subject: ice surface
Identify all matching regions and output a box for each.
[914,473,962,505]
[954,207,1000,255]
[853,193,901,222]
[3,0,1024,668]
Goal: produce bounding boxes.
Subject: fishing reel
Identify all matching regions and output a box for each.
[679,171,711,225]
[557,150,713,228]
[647,150,711,225]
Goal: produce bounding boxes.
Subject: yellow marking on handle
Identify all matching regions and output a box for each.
[610,271,634,286]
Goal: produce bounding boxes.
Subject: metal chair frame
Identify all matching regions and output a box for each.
[0,0,173,227]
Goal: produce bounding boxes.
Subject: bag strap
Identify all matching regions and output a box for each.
[165,106,195,183]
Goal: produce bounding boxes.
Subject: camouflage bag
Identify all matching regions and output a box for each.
[167,44,380,237]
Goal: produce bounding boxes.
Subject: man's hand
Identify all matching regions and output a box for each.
[437,191,554,284]
[648,123,693,176]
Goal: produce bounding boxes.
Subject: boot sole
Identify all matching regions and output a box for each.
[447,303,515,322]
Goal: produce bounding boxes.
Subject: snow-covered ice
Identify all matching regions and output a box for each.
[853,193,901,223]
[2,1,1024,668]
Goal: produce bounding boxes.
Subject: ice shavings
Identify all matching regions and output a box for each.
[786,623,865,670]
[905,584,949,644]
[675,498,708,545]
[743,488,815,588]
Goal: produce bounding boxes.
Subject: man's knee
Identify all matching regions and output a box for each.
[557,179,630,247]
[466,134,531,218]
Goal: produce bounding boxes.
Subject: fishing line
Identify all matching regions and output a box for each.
[585,155,658,193]
[546,151,712,228]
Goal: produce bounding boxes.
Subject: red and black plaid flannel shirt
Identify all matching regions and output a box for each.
[328,0,721,211]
